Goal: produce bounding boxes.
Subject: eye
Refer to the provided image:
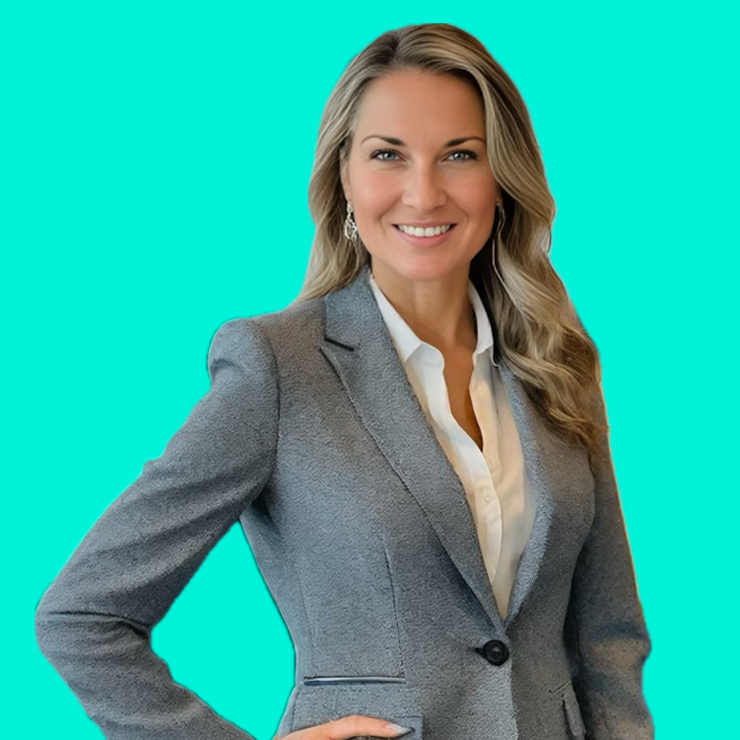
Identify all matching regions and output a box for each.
[370,148,401,162]
[449,149,478,162]
[369,148,479,162]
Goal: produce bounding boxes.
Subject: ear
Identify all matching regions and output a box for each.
[339,155,351,203]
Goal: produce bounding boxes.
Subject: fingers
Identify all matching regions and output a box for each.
[324,714,413,739]
[284,713,414,740]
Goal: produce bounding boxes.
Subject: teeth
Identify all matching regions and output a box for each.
[397,224,453,237]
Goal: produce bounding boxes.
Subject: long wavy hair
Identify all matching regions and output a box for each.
[289,22,608,464]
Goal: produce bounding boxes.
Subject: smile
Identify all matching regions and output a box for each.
[394,224,455,237]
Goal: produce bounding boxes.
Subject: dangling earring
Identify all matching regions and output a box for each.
[344,200,358,242]
[495,199,506,236]
[492,199,506,285]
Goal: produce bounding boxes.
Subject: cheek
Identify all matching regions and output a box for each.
[354,174,398,218]
[456,176,497,219]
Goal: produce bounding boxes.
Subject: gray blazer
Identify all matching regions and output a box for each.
[35,263,653,740]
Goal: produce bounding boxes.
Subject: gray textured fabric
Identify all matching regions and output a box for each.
[35,263,653,740]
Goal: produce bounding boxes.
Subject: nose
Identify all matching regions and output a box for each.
[401,161,447,212]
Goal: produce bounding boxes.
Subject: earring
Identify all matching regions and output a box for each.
[492,199,506,286]
[495,199,505,232]
[493,199,506,244]
[344,200,358,242]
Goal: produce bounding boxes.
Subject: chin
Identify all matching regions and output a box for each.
[372,256,470,284]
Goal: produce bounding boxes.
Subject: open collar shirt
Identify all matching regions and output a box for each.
[368,270,535,619]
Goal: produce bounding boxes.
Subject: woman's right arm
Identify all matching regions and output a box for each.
[34,318,279,740]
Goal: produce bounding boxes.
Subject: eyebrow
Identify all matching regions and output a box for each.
[360,135,486,147]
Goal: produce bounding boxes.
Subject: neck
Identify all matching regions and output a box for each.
[369,262,477,355]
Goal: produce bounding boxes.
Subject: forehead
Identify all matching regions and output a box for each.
[354,69,486,140]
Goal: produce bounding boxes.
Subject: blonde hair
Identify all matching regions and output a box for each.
[290,22,608,463]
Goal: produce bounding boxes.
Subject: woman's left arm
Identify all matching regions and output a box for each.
[563,383,654,740]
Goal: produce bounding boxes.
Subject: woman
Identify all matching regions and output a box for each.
[35,22,653,740]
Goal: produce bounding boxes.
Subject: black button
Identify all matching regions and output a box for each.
[477,639,509,666]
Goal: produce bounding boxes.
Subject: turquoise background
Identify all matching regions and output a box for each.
[3,3,737,738]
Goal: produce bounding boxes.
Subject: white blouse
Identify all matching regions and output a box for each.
[368,270,535,620]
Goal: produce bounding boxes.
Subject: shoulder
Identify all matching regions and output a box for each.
[207,298,325,377]
[207,317,273,373]
[208,295,326,370]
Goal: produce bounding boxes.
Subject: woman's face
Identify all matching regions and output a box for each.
[341,68,498,286]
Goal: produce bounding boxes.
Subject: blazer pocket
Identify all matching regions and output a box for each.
[550,680,586,739]
[303,676,407,686]
[291,681,422,738]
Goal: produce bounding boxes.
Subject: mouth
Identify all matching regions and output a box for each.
[393,223,457,237]
[392,222,458,247]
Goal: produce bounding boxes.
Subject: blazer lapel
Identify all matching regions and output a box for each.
[319,264,558,635]
[497,360,556,630]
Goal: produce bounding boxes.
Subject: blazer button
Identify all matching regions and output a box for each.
[478,639,510,666]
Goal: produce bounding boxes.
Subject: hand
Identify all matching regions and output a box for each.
[272,714,413,740]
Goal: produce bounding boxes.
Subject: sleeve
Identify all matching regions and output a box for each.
[34,318,279,740]
[563,382,654,740]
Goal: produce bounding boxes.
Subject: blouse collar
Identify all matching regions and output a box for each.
[368,268,498,367]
